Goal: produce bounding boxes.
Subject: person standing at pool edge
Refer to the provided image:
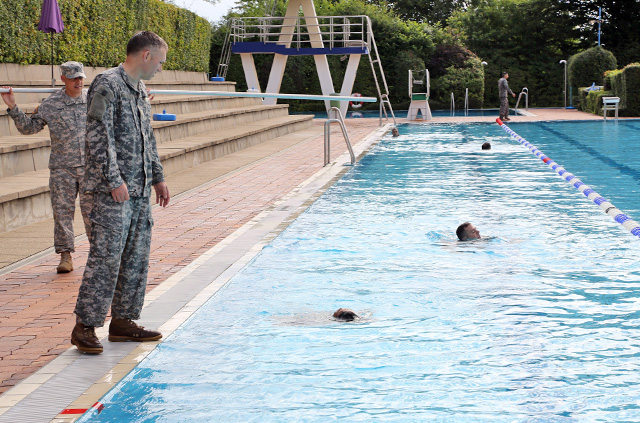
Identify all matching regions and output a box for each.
[71,31,170,354]
[498,72,516,121]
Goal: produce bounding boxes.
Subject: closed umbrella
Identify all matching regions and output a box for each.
[38,0,65,87]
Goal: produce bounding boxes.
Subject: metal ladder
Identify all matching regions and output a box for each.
[364,17,396,127]
[514,87,528,114]
[450,92,455,117]
[325,107,355,166]
[216,21,233,80]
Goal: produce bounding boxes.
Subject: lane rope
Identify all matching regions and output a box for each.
[495,118,640,239]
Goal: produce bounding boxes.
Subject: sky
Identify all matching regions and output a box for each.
[171,0,239,23]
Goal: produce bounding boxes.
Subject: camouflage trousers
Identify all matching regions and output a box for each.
[499,97,510,119]
[74,193,153,327]
[50,167,93,253]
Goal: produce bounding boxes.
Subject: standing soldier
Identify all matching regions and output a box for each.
[71,31,170,354]
[498,71,516,121]
[1,62,92,273]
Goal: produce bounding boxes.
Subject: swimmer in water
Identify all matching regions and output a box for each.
[456,222,481,241]
[333,308,358,321]
[391,127,399,137]
[482,142,491,150]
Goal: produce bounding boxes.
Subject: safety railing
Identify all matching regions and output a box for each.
[325,107,355,166]
[514,87,528,114]
[229,15,370,51]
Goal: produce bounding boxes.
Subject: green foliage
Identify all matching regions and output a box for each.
[568,47,617,89]
[448,0,583,108]
[0,0,212,72]
[385,0,485,25]
[579,89,611,115]
[605,63,640,117]
[556,0,640,68]
[428,44,484,109]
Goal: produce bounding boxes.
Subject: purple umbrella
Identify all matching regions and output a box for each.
[38,0,65,87]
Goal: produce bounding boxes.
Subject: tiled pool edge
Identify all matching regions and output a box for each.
[0,124,392,423]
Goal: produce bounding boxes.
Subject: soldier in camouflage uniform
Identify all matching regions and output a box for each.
[498,72,516,121]
[1,62,92,273]
[71,31,170,354]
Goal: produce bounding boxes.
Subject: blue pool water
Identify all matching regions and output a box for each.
[84,120,640,422]
[295,108,519,119]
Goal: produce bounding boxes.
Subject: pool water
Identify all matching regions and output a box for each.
[83,120,640,422]
[295,108,518,119]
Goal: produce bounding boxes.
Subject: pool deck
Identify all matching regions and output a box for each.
[0,108,620,422]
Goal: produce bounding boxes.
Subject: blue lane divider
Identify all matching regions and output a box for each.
[495,118,640,239]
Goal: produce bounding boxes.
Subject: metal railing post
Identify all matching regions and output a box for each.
[325,107,355,166]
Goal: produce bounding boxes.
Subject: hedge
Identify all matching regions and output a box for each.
[578,89,612,116]
[605,63,640,117]
[568,47,617,89]
[0,0,212,72]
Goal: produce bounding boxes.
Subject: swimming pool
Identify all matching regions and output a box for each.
[82,120,640,422]
[295,108,520,119]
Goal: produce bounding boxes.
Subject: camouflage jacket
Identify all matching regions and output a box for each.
[8,88,86,169]
[84,65,164,197]
[498,77,514,99]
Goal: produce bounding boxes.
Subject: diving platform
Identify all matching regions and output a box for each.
[231,41,368,56]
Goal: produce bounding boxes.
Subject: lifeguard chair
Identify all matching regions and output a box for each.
[407,69,432,121]
[216,0,395,123]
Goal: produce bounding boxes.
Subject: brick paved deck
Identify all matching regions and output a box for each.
[0,118,382,396]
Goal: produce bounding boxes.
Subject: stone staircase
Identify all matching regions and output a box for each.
[0,63,314,232]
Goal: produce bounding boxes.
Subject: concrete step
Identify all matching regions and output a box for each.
[0,114,314,232]
[152,104,291,144]
[0,103,291,177]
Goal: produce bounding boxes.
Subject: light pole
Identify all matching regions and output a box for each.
[559,60,567,108]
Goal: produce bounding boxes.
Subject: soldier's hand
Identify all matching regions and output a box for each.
[154,182,170,207]
[111,183,130,203]
[512,93,516,98]
[1,86,16,109]
[146,88,155,102]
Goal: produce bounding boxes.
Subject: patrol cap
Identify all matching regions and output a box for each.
[60,61,86,79]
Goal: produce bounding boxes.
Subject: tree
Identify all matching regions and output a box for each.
[448,0,583,107]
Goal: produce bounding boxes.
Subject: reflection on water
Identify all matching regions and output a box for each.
[84,121,640,422]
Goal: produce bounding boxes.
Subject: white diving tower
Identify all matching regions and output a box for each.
[218,0,395,121]
[407,69,432,121]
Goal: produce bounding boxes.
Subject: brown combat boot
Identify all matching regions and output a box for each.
[108,318,162,342]
[71,322,103,354]
[56,251,73,273]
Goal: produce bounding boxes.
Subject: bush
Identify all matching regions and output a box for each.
[0,0,212,72]
[428,44,484,109]
[580,89,612,115]
[606,63,640,116]
[568,47,617,89]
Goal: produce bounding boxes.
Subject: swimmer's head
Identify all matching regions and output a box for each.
[391,127,399,137]
[456,222,481,241]
[333,308,358,321]
[482,142,491,150]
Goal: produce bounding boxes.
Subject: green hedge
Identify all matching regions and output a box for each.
[578,89,612,115]
[568,47,617,89]
[0,0,212,72]
[605,63,640,117]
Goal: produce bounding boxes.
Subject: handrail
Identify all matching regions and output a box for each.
[450,92,455,117]
[514,87,528,114]
[216,20,233,79]
[378,94,397,127]
[325,107,355,166]
[0,88,377,103]
[464,88,469,117]
[229,15,370,51]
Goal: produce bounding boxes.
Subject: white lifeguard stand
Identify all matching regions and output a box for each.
[407,69,432,121]
[217,0,395,122]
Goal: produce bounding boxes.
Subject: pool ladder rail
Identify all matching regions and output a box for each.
[325,107,355,166]
[514,87,528,114]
